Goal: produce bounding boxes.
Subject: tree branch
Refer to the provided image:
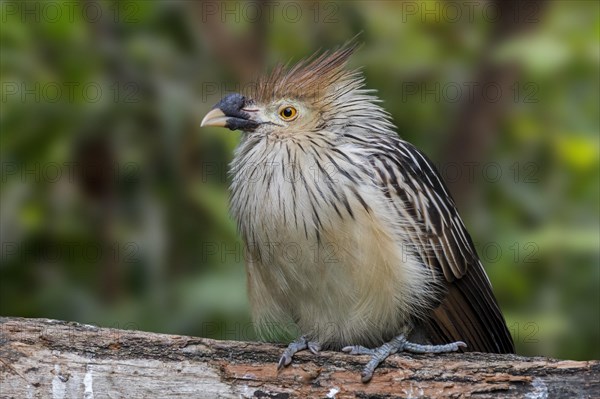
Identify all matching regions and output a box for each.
[1,317,597,398]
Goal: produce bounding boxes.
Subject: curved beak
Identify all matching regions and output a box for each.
[200,108,229,128]
[200,93,259,132]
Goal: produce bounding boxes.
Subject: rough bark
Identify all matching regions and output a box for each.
[0,317,598,399]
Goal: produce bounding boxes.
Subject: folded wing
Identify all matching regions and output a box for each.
[367,136,514,354]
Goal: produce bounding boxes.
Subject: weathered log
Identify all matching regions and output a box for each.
[0,317,598,398]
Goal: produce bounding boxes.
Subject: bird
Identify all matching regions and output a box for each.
[201,40,515,383]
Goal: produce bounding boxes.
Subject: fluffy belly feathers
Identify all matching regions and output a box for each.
[230,141,436,348]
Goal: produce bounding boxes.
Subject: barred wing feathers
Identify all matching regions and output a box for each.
[364,135,515,354]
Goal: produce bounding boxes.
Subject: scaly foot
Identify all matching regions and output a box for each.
[342,335,466,382]
[277,335,321,370]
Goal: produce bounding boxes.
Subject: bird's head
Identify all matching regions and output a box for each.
[201,41,394,139]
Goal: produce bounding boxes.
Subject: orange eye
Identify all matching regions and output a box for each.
[279,106,298,121]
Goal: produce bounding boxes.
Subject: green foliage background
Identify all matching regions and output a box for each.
[1,1,598,360]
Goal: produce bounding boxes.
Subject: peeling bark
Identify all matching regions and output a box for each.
[1,317,598,398]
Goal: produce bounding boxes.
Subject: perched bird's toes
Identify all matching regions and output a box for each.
[343,335,468,382]
[308,341,321,354]
[277,353,293,370]
[277,336,318,370]
[358,344,397,383]
[403,339,468,354]
[342,345,375,355]
[361,370,374,383]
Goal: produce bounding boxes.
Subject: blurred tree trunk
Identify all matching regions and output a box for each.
[443,0,547,208]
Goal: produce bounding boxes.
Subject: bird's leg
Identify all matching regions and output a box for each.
[277,335,321,370]
[342,335,466,383]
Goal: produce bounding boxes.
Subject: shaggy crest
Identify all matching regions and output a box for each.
[251,40,362,104]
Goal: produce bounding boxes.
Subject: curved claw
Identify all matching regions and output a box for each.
[308,341,321,355]
[361,369,375,383]
[277,352,293,370]
[277,336,320,371]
